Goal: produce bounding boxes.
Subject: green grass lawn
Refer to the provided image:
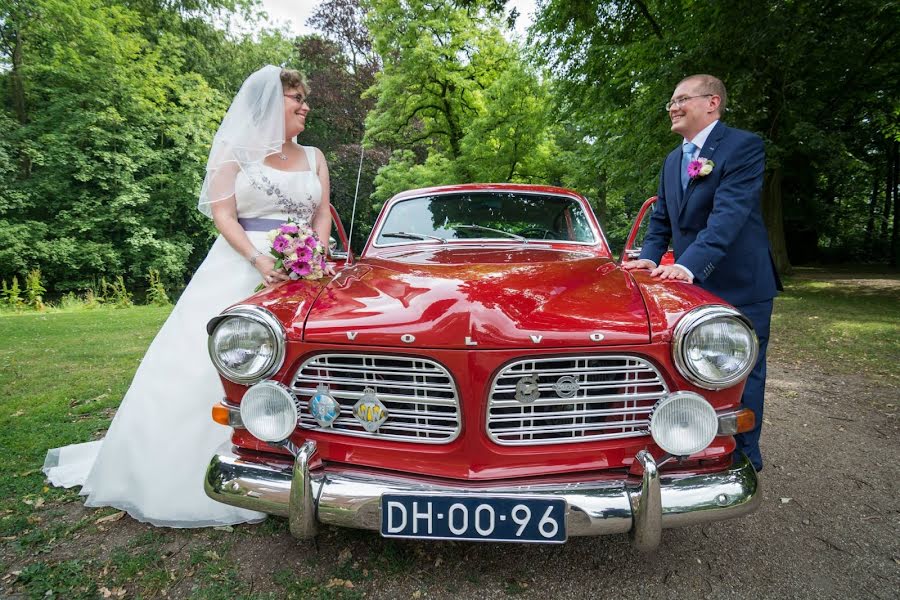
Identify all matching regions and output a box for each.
[771,269,900,385]
[0,268,897,598]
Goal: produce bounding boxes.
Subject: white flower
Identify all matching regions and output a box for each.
[699,160,714,177]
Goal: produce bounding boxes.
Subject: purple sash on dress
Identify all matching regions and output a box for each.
[238,217,284,232]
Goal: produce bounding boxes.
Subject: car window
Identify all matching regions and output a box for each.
[376,192,597,245]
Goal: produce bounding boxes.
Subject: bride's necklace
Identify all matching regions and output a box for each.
[278,144,291,161]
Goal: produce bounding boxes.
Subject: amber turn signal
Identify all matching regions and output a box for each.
[734,408,756,434]
[212,404,231,426]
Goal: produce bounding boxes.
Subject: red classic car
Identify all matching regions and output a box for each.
[203,184,760,550]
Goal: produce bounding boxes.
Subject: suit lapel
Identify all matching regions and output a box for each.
[679,122,727,219]
[666,148,684,216]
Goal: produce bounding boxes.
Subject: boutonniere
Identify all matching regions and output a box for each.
[687,158,715,181]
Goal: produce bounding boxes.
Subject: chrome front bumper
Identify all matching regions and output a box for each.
[204,441,760,551]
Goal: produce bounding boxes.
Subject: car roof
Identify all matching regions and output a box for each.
[390,183,586,202]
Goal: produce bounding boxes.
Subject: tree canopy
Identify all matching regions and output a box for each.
[0,0,897,296]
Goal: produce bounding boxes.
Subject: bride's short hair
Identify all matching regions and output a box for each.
[280,69,310,95]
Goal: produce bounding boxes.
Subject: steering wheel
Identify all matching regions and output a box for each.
[516,227,559,240]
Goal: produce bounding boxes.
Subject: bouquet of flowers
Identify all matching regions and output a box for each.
[258,222,327,288]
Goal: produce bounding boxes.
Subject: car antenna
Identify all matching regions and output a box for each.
[346,142,365,265]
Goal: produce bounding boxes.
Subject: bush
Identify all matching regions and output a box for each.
[145,268,171,306]
[24,269,46,311]
[109,276,133,309]
[2,276,24,310]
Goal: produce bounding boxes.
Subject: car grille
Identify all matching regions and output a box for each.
[291,354,460,443]
[487,355,668,445]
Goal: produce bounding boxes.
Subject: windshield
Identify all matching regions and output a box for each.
[375,192,597,245]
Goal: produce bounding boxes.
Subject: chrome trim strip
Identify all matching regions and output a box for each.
[204,443,761,549]
[672,305,760,390]
[292,353,461,444]
[486,355,669,446]
[207,305,287,385]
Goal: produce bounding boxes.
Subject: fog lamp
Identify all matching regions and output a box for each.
[650,392,717,456]
[240,381,299,443]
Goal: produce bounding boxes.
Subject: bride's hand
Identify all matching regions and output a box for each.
[324,262,336,276]
[254,255,289,286]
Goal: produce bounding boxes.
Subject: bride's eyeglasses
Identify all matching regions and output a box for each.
[284,93,308,105]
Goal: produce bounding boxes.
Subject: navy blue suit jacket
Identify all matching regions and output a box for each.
[639,122,781,306]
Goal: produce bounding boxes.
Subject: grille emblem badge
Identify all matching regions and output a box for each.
[515,375,540,403]
[554,375,579,399]
[309,383,340,428]
[353,387,389,433]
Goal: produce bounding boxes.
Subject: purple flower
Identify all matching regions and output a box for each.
[280,223,299,235]
[272,235,290,253]
[291,261,312,276]
[305,235,319,248]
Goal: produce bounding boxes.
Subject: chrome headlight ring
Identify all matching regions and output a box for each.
[672,305,759,390]
[207,305,286,385]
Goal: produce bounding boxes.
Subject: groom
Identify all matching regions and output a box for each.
[623,74,781,471]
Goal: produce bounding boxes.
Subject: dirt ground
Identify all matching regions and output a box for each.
[3,364,897,599]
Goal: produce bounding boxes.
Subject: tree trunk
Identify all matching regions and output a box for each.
[891,140,899,267]
[864,173,879,254]
[762,167,792,275]
[8,21,27,124]
[882,140,895,244]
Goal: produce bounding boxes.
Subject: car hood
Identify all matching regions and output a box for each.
[301,247,650,349]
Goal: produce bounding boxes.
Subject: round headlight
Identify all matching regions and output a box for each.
[673,306,758,389]
[650,392,717,456]
[208,306,285,384]
[240,381,299,442]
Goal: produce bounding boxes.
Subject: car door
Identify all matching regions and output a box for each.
[621,196,674,265]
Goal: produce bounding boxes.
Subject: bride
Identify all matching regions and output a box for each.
[42,65,332,527]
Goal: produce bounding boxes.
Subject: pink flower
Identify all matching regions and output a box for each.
[296,246,313,262]
[305,235,318,248]
[280,223,299,234]
[687,158,715,180]
[687,160,703,178]
[291,261,312,276]
[272,235,290,253]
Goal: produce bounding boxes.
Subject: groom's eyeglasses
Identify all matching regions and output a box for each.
[665,94,712,111]
[284,94,308,105]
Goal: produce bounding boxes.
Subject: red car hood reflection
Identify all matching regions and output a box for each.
[302,247,650,349]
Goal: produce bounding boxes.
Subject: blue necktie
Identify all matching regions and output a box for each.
[681,142,697,191]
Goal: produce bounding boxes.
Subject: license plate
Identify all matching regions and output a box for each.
[380,494,567,543]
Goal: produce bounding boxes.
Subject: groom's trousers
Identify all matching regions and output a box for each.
[734,298,774,473]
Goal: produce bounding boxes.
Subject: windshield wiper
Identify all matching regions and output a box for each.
[455,224,527,242]
[381,231,447,243]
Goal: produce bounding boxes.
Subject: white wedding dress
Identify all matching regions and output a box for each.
[43,147,322,527]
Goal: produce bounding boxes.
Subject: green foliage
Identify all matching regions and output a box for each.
[2,276,23,309]
[0,0,297,294]
[145,268,171,306]
[109,275,134,309]
[24,269,45,311]
[532,0,900,259]
[363,0,563,208]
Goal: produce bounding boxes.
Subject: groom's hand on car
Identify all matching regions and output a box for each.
[622,259,656,271]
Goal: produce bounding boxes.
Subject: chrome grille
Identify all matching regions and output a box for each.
[487,355,668,445]
[292,354,460,443]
